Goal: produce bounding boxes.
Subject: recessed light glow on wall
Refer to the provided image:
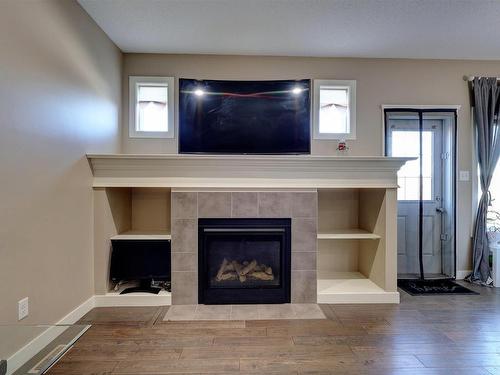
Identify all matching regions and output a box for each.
[292,87,302,95]
[194,89,205,96]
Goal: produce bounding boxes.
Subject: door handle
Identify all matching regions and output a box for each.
[436,207,446,213]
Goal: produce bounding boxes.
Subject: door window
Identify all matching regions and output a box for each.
[391,130,433,201]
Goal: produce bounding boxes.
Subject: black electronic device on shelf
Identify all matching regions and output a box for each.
[110,239,171,294]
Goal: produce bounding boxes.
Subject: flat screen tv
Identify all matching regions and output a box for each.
[179,79,311,154]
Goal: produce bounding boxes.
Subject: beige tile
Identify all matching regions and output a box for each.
[258,192,293,218]
[194,304,232,320]
[292,218,317,252]
[171,219,197,253]
[230,305,260,320]
[291,304,326,319]
[171,192,197,219]
[258,304,296,319]
[231,192,258,218]
[163,305,197,321]
[292,192,318,218]
[172,252,197,272]
[172,272,198,305]
[198,192,231,218]
[165,304,325,321]
[292,252,317,270]
[291,270,317,303]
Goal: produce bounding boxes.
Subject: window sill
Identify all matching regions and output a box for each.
[129,131,174,139]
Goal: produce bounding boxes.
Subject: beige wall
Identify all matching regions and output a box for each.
[0,0,122,324]
[122,53,500,273]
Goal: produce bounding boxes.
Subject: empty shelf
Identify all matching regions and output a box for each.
[317,272,399,303]
[317,229,380,240]
[96,290,171,306]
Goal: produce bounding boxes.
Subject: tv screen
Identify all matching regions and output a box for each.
[110,240,171,282]
[179,79,311,154]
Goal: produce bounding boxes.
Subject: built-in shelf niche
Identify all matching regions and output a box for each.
[317,188,398,303]
[94,187,171,294]
[108,187,171,238]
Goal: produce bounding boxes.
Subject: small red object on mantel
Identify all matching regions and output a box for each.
[337,140,349,152]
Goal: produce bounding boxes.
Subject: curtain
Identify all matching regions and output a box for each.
[468,77,500,284]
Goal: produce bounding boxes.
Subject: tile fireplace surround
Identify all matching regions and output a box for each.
[171,190,317,304]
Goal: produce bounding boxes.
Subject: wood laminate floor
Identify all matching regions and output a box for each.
[47,283,500,375]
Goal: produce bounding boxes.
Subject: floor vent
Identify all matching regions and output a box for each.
[28,344,67,374]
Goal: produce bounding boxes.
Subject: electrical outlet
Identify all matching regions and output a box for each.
[18,297,28,320]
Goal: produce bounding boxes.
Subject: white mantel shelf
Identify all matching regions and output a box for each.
[86,154,411,189]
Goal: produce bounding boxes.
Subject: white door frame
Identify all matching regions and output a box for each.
[382,105,460,278]
[380,105,461,156]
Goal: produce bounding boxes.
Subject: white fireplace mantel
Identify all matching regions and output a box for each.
[86,154,411,189]
[90,154,410,305]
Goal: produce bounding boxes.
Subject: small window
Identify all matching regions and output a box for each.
[313,79,356,140]
[129,76,174,138]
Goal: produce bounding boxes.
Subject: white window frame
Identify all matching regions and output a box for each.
[129,76,175,138]
[313,79,356,140]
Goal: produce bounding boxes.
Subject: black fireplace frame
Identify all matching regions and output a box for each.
[198,218,291,304]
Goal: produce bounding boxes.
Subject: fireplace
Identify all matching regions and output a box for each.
[198,218,291,304]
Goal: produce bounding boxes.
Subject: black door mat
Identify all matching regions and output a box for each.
[398,279,479,295]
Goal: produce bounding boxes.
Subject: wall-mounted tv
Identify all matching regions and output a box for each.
[179,79,311,154]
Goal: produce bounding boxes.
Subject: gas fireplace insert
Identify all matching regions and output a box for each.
[198,218,291,304]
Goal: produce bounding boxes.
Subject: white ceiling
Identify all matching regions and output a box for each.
[79,0,500,60]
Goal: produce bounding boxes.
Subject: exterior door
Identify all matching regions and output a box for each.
[386,114,445,276]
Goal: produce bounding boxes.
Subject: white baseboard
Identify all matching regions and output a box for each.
[57,296,96,325]
[6,296,95,375]
[456,270,472,280]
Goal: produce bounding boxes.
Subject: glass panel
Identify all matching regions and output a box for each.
[391,130,433,200]
[206,233,281,288]
[137,85,168,132]
[434,112,456,278]
[489,159,500,233]
[490,160,500,215]
[0,324,90,374]
[319,87,349,133]
[0,325,48,359]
